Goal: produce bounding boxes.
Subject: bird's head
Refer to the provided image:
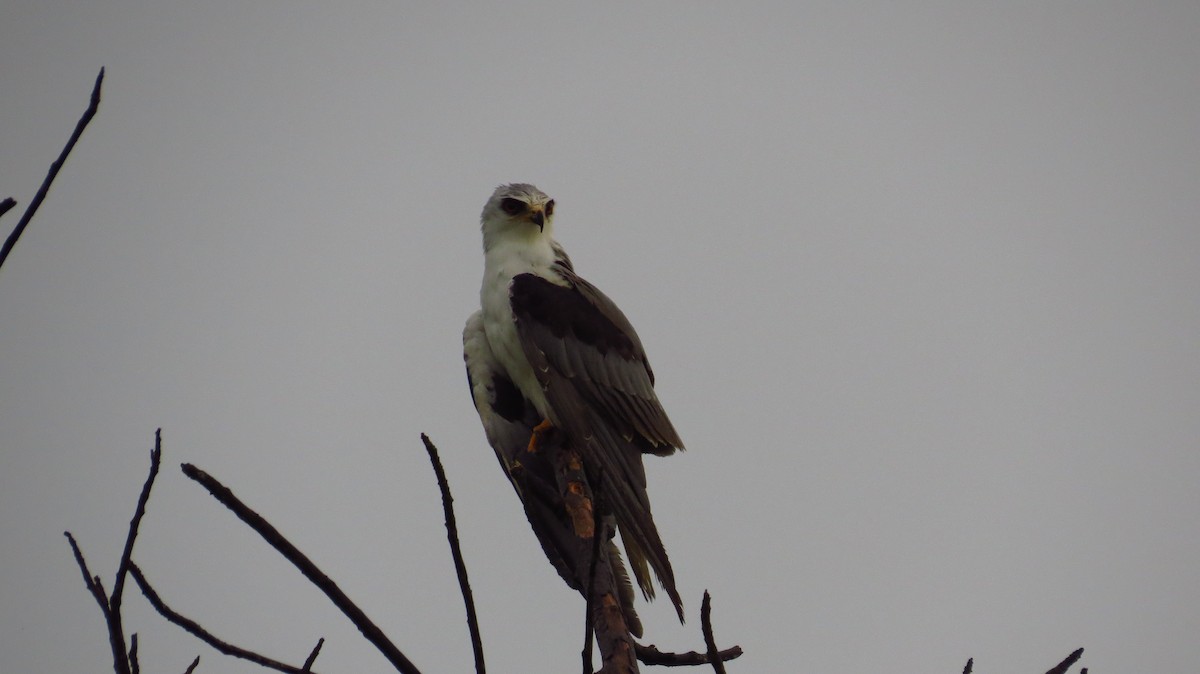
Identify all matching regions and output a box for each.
[480,183,556,247]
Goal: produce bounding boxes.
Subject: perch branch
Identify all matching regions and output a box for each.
[180,462,422,674]
[420,434,485,674]
[0,67,104,271]
[581,470,605,674]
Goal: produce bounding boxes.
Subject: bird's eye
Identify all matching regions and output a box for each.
[544,200,555,217]
[500,197,525,216]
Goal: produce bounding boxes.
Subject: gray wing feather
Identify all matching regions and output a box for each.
[510,272,686,619]
[464,311,648,633]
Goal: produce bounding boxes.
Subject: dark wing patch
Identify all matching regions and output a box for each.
[509,273,640,360]
[509,271,683,451]
[463,314,647,635]
[508,271,686,620]
[490,374,526,423]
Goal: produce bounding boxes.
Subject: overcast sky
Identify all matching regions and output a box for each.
[2,3,1198,673]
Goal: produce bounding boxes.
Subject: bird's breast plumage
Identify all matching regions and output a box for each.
[479,236,566,420]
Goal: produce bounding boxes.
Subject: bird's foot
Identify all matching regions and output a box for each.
[526,418,554,453]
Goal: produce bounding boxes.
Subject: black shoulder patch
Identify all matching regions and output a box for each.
[509,274,638,359]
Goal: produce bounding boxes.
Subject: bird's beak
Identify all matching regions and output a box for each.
[530,208,545,231]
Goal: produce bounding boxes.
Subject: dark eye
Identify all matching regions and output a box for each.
[544,200,555,217]
[500,197,525,216]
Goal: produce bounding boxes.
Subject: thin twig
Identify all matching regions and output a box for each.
[64,530,131,674]
[0,198,16,220]
[182,656,200,674]
[180,462,422,674]
[302,638,325,672]
[963,657,973,674]
[64,532,111,616]
[700,592,726,674]
[633,643,743,667]
[1045,648,1084,674]
[420,434,485,674]
[130,563,316,674]
[581,470,605,674]
[0,67,104,271]
[129,633,139,674]
[108,430,163,670]
[64,529,123,669]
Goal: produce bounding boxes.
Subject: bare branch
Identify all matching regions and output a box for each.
[129,633,140,674]
[180,462,422,674]
[700,592,726,674]
[129,563,316,674]
[0,67,104,271]
[64,530,131,674]
[0,198,15,220]
[107,430,163,669]
[64,532,114,619]
[1045,648,1084,674]
[183,656,200,674]
[302,638,325,672]
[963,657,973,674]
[581,470,605,674]
[633,643,743,668]
[420,434,485,674]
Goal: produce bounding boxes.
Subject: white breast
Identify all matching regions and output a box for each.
[478,236,563,419]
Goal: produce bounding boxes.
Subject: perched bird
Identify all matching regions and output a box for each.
[463,183,685,630]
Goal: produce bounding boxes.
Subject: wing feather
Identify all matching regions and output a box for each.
[464,311,649,634]
[509,272,685,619]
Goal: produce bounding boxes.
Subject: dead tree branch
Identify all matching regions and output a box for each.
[108,430,162,666]
[180,462,422,674]
[63,428,161,674]
[129,562,317,674]
[0,67,104,271]
[302,638,325,672]
[128,633,139,674]
[1045,648,1084,674]
[633,643,743,668]
[581,470,606,674]
[420,433,485,674]
[700,592,725,674]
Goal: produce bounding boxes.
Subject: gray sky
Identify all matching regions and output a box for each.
[3,2,1198,672]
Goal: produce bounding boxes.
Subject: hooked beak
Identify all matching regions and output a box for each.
[529,209,545,231]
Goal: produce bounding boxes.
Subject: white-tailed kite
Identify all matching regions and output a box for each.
[463,183,685,629]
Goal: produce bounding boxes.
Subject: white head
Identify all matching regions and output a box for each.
[480,183,556,251]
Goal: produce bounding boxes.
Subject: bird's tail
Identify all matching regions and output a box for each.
[607,541,645,638]
[619,521,685,624]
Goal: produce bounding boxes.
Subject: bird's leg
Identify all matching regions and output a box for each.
[526,418,554,454]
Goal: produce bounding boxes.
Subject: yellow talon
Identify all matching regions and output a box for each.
[527,418,554,453]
